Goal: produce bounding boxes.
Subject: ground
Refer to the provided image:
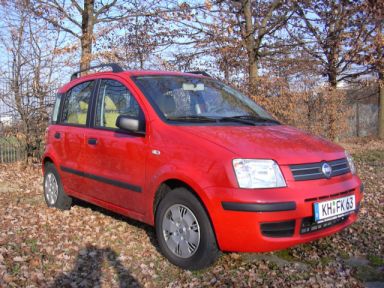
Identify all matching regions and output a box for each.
[0,139,383,288]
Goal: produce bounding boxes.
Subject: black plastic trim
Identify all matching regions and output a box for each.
[260,220,296,237]
[60,166,141,193]
[186,71,212,77]
[221,201,296,212]
[290,158,350,181]
[71,63,123,81]
[300,215,349,234]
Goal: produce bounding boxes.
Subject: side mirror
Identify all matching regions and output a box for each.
[116,115,145,134]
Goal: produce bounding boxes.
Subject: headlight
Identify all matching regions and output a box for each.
[232,159,286,188]
[345,151,356,174]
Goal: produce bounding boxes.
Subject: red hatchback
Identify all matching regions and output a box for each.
[43,64,363,270]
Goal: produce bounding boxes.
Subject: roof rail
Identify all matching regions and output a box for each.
[70,63,123,81]
[186,71,212,77]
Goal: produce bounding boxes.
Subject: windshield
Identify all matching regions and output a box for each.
[132,75,277,125]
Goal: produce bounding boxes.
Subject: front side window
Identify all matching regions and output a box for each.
[132,76,277,125]
[62,81,94,125]
[95,79,141,128]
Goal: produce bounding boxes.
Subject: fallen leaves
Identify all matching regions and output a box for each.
[0,140,383,287]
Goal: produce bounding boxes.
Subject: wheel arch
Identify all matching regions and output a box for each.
[152,178,219,247]
[42,156,55,172]
[42,152,60,173]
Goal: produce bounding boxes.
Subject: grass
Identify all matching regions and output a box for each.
[26,238,39,254]
[353,149,384,163]
[273,249,295,261]
[368,255,384,267]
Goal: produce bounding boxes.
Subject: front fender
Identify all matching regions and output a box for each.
[145,164,218,226]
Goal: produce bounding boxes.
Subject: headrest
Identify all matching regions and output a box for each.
[105,96,117,110]
[79,101,88,111]
[157,94,176,115]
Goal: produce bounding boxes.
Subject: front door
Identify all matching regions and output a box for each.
[80,78,148,215]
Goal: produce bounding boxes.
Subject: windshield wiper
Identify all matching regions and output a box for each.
[217,116,256,125]
[219,115,280,125]
[167,115,280,125]
[167,115,217,122]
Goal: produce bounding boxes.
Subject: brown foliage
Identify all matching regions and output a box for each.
[249,77,351,140]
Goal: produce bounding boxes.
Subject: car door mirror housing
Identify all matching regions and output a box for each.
[116,115,145,134]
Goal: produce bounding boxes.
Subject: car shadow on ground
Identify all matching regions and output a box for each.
[72,198,161,252]
[51,245,141,288]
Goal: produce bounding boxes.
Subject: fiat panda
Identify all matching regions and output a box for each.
[42,64,363,270]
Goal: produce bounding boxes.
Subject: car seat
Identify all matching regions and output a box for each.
[157,93,176,117]
[67,100,88,124]
[104,96,119,128]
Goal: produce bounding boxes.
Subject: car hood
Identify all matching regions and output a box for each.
[180,125,345,165]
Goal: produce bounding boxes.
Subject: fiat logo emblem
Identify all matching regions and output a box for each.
[322,163,332,178]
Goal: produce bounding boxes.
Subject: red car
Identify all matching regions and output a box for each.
[42,64,363,270]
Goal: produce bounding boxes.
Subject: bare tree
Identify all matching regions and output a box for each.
[289,0,373,87]
[158,0,291,90]
[0,0,62,161]
[96,0,175,70]
[31,0,138,71]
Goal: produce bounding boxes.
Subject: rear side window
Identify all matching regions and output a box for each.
[95,79,141,128]
[51,93,62,124]
[61,81,94,125]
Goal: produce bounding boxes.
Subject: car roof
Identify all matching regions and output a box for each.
[58,70,208,93]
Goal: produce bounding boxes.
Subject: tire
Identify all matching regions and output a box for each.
[155,187,219,270]
[43,162,72,210]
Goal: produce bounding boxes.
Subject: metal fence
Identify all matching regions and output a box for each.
[0,140,27,163]
[0,78,56,163]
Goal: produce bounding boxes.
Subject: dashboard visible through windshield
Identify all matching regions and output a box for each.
[132,75,279,126]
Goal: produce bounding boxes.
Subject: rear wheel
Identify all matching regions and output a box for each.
[155,188,219,270]
[43,162,72,210]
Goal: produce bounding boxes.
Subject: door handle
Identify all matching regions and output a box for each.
[88,138,98,145]
[54,132,61,139]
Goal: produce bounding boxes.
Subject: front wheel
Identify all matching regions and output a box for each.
[155,188,219,270]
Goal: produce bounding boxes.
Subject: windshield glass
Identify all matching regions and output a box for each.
[132,75,276,124]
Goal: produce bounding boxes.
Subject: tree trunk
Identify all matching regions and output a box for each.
[377,20,384,139]
[379,72,384,139]
[328,71,338,88]
[242,0,258,91]
[80,0,95,72]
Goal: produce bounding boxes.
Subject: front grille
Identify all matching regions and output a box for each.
[304,189,354,203]
[260,220,295,237]
[290,158,350,181]
[300,215,348,234]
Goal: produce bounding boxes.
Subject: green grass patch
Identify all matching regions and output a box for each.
[353,149,384,164]
[11,263,20,275]
[274,249,295,261]
[368,255,384,267]
[355,265,384,282]
[26,238,38,253]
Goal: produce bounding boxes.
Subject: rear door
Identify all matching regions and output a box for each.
[80,78,148,215]
[56,81,95,193]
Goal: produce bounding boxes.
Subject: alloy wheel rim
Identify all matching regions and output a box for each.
[44,172,58,205]
[162,204,200,258]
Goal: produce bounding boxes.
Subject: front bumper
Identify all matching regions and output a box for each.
[204,174,363,252]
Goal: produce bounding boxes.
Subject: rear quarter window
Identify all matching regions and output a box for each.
[51,93,62,124]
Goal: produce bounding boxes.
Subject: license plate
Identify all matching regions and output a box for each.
[314,195,355,223]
